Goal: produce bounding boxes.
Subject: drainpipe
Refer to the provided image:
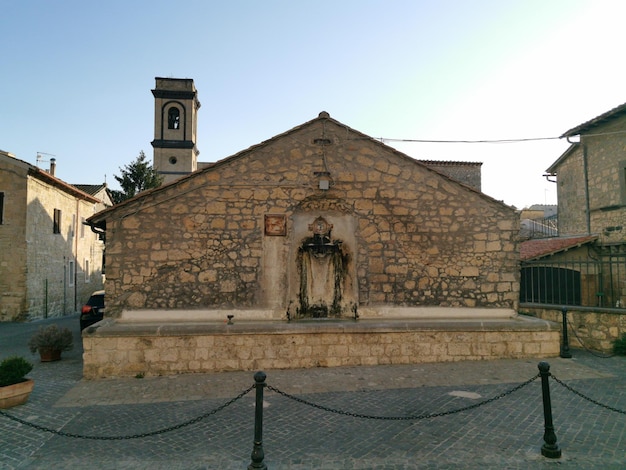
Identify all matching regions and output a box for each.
[74,199,79,312]
[63,260,67,314]
[582,141,591,235]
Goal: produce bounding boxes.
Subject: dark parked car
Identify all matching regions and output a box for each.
[80,290,105,330]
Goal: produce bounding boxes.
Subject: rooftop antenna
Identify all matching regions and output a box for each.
[36,152,56,167]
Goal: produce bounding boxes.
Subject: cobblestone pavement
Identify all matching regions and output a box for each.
[1,315,625,469]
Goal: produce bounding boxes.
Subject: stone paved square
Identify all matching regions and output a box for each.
[1,315,625,469]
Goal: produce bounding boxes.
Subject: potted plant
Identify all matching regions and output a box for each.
[0,356,34,409]
[28,324,73,362]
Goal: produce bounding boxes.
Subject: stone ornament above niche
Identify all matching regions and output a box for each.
[309,216,333,236]
[264,214,286,236]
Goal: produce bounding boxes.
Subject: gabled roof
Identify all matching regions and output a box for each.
[29,168,102,203]
[520,235,598,261]
[73,183,113,205]
[546,142,579,174]
[88,112,514,229]
[73,184,107,196]
[561,101,626,137]
[417,160,482,167]
[1,151,100,203]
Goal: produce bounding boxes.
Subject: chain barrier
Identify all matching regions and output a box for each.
[0,385,254,440]
[267,374,540,421]
[566,317,615,359]
[550,375,626,415]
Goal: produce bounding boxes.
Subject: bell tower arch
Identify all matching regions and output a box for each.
[151,77,201,184]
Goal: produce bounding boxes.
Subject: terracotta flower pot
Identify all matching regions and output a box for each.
[39,349,62,362]
[0,379,35,409]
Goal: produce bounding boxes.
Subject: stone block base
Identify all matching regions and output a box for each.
[82,315,560,379]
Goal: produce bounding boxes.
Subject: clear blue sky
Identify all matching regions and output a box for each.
[2,0,625,208]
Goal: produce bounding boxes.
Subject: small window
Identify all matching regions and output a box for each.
[68,260,75,287]
[0,192,4,224]
[70,214,75,238]
[168,107,180,129]
[85,259,90,283]
[53,209,62,234]
[81,217,86,238]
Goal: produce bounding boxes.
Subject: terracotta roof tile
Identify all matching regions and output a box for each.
[520,235,598,261]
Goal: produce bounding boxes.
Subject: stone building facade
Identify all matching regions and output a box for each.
[547,103,626,244]
[418,160,482,192]
[521,103,626,345]
[88,112,520,319]
[542,104,626,307]
[0,151,106,321]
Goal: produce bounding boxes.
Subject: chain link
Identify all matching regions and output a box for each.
[4,370,623,440]
[565,317,615,359]
[550,375,626,415]
[266,374,540,421]
[0,385,254,440]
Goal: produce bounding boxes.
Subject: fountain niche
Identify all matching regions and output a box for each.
[295,216,355,319]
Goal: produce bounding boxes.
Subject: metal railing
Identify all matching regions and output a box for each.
[520,217,558,239]
[521,257,626,309]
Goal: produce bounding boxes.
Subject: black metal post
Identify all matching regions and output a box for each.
[538,362,561,458]
[560,307,572,358]
[248,371,268,470]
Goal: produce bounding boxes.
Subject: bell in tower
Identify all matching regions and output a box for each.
[151,77,201,184]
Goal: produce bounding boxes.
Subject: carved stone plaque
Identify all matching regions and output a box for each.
[264,214,286,236]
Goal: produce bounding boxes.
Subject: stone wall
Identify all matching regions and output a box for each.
[99,115,520,318]
[554,144,588,237]
[25,175,105,318]
[82,317,560,378]
[555,114,626,243]
[521,306,626,352]
[0,154,28,320]
[419,160,482,192]
[0,152,105,321]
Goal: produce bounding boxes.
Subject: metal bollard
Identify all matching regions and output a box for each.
[538,362,561,458]
[560,307,572,358]
[248,371,268,470]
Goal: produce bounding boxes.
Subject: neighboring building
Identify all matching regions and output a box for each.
[417,160,482,192]
[88,111,520,319]
[0,151,107,321]
[519,204,558,240]
[547,102,626,243]
[73,184,114,211]
[521,102,626,309]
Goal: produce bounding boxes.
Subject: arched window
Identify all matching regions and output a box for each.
[167,107,180,129]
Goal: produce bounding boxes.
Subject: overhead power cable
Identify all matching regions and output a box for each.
[376,136,561,144]
[374,129,626,145]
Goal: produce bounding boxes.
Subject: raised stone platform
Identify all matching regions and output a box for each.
[82,309,561,379]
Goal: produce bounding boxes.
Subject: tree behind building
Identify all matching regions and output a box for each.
[110,151,163,204]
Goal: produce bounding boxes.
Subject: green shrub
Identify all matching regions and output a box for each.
[0,356,33,386]
[613,333,626,356]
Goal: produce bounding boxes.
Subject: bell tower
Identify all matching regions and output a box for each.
[151,77,200,184]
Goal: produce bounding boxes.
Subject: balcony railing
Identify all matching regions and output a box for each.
[520,217,558,240]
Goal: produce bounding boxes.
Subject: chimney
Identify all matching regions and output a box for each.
[49,158,56,177]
